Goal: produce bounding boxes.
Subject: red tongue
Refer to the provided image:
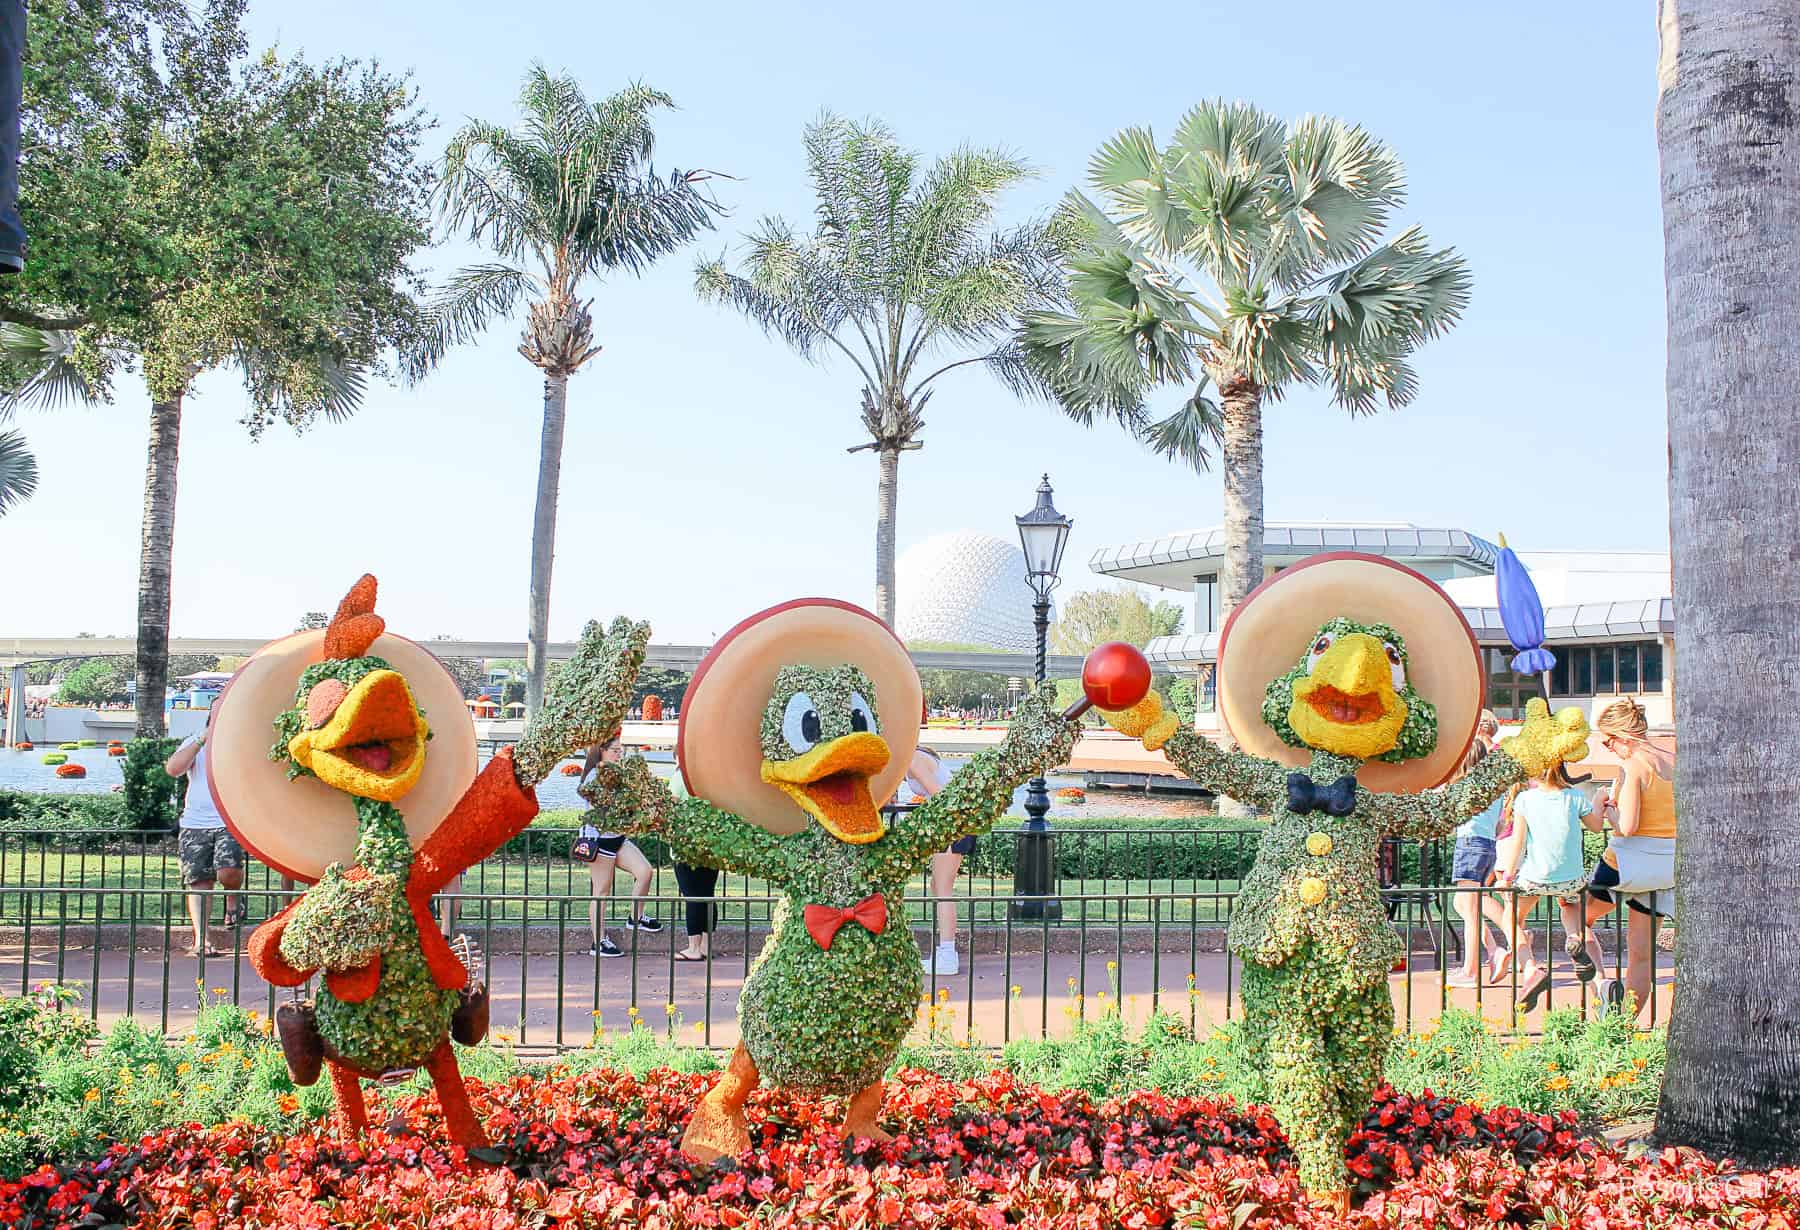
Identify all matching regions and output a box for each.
[813,773,858,804]
[345,743,392,772]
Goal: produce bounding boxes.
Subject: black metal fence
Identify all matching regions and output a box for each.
[0,825,1675,1051]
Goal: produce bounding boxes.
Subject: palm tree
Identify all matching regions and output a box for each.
[415,68,724,716]
[695,114,1088,626]
[0,323,91,514]
[2,326,367,735]
[1652,1,1800,1166]
[1023,102,1472,613]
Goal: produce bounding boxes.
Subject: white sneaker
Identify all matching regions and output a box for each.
[920,945,960,977]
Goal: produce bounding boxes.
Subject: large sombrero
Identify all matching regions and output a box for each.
[1216,552,1484,793]
[206,629,477,883]
[678,598,923,835]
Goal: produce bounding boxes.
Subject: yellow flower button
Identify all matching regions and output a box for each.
[1298,877,1328,906]
[1305,832,1333,857]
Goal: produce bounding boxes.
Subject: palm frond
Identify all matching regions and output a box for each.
[1264,115,1406,287]
[0,428,38,515]
[901,144,1036,293]
[1220,288,1318,390]
[0,325,109,413]
[1139,381,1223,471]
[695,254,839,365]
[1303,225,1472,351]
[1088,126,1194,260]
[236,346,372,436]
[404,263,536,381]
[1163,101,1288,285]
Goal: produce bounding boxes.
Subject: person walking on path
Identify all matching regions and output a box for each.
[1447,740,1510,986]
[575,736,663,957]
[669,761,717,963]
[164,709,247,956]
[1496,761,1604,1011]
[908,747,966,977]
[1584,698,1678,1019]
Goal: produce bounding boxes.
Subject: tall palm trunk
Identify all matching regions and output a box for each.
[134,389,183,737]
[1217,375,1265,614]
[1652,0,1800,1165]
[874,444,900,625]
[524,370,568,717]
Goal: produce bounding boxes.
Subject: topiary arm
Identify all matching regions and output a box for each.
[1099,691,1288,811]
[1368,747,1527,840]
[871,686,1077,877]
[585,754,801,880]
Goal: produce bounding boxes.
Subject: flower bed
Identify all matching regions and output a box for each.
[5,1063,1797,1229]
[52,764,85,780]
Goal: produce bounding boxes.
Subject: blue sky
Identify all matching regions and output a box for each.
[2,1,1667,645]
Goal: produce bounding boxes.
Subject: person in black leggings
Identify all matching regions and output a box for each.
[669,763,717,962]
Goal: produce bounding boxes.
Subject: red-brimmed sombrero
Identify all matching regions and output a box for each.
[206,587,477,883]
[1216,552,1484,793]
[677,598,923,835]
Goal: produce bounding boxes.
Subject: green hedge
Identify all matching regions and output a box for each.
[122,737,185,831]
[0,791,129,833]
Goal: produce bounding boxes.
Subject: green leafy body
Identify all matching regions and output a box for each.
[1147,618,1527,1192]
[590,681,1075,1096]
[302,799,456,1075]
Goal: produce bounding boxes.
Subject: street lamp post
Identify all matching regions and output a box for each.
[1010,474,1071,921]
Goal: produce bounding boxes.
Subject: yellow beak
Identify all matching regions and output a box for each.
[760,731,890,844]
[287,669,429,802]
[1288,633,1408,759]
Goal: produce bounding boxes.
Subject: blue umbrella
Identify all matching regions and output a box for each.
[1495,533,1555,675]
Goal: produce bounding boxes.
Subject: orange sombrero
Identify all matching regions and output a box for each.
[677,598,923,835]
[1216,552,1484,793]
[206,588,477,884]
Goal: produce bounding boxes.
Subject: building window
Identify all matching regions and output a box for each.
[1618,644,1639,692]
[1198,665,1217,713]
[1595,647,1615,692]
[1194,574,1219,635]
[1573,648,1593,695]
[1642,642,1664,691]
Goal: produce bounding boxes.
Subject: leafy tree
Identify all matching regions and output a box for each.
[55,657,131,705]
[1049,585,1184,656]
[429,636,488,699]
[632,666,689,710]
[695,114,1076,626]
[413,68,723,717]
[1652,3,1800,1166]
[0,1,433,737]
[1024,102,1471,613]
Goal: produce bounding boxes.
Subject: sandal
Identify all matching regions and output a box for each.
[1519,968,1553,1013]
[672,951,708,963]
[223,902,249,928]
[1565,933,1597,982]
[1486,946,1513,984]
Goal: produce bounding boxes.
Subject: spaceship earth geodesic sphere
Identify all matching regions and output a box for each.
[894,531,1047,651]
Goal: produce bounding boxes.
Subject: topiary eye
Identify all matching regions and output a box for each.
[848,691,877,735]
[1384,641,1406,689]
[782,692,820,754]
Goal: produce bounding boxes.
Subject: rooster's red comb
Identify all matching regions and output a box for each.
[323,574,386,660]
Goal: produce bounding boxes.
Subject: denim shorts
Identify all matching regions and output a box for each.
[1451,834,1497,883]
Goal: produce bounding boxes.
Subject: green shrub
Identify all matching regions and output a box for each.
[122,737,185,831]
[56,742,80,751]
[0,791,129,833]
[75,740,99,749]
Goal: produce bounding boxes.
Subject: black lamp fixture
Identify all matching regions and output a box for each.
[1010,474,1070,920]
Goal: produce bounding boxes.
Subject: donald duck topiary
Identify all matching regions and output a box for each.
[1100,553,1590,1211]
[578,600,1139,1162]
[207,576,636,1148]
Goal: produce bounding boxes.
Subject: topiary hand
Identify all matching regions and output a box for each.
[1099,691,1182,751]
[278,863,399,972]
[578,754,672,838]
[1501,697,1591,777]
[513,617,652,785]
[999,684,1080,770]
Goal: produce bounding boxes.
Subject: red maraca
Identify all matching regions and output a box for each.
[1062,642,1153,720]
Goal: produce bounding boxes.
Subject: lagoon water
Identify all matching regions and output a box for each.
[0,745,1215,822]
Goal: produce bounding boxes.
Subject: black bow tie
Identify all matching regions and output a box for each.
[1287,772,1358,817]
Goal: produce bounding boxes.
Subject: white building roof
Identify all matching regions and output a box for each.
[1091,522,1498,589]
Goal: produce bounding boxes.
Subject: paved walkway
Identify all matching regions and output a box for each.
[3,929,1675,1054]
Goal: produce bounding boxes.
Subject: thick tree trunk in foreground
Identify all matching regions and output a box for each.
[873,444,899,626]
[524,370,568,717]
[134,390,183,738]
[1217,378,1264,616]
[1652,0,1800,1166]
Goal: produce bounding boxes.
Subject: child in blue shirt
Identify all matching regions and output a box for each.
[1497,761,1602,1011]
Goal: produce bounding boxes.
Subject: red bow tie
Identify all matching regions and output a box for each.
[803,894,888,950]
